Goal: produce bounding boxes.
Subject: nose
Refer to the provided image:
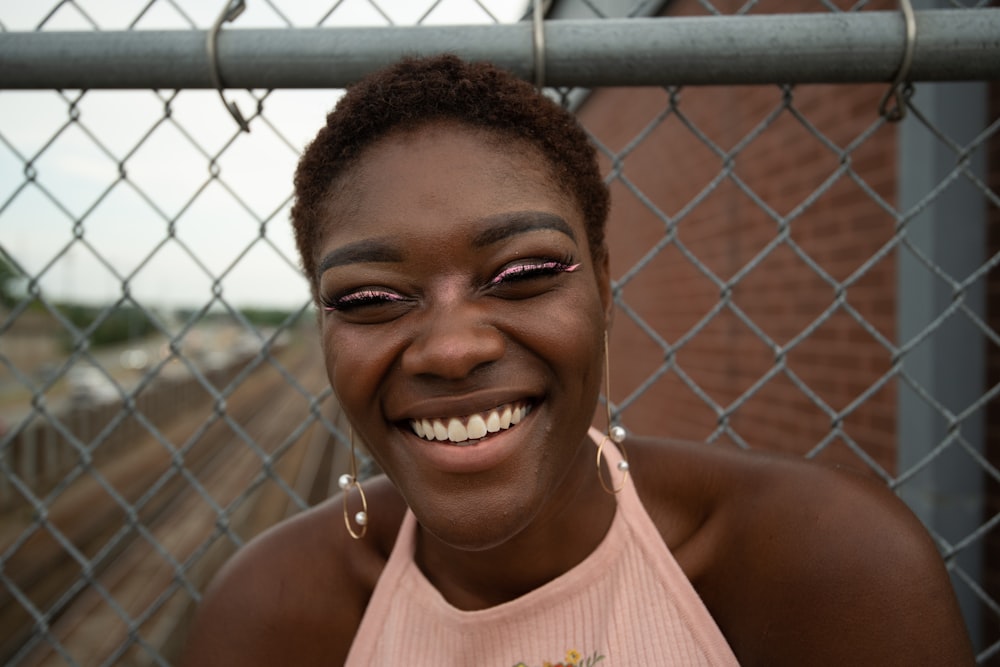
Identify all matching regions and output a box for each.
[400,301,505,380]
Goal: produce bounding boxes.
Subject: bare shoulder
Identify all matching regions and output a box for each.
[179,475,406,667]
[628,436,975,667]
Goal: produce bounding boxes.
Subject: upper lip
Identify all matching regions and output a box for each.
[385,387,541,423]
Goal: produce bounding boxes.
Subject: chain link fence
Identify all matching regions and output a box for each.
[0,0,998,664]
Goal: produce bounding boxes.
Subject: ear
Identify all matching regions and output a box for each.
[595,248,613,329]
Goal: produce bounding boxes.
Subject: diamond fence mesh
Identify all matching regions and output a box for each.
[0,0,998,664]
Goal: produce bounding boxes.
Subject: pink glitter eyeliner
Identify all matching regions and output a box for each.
[489,260,580,286]
[323,288,404,312]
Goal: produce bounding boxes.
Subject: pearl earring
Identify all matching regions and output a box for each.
[340,427,368,539]
[597,331,630,494]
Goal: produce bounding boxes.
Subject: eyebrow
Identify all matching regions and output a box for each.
[316,211,577,277]
[472,211,577,248]
[317,238,403,276]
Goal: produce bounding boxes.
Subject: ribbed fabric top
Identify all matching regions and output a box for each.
[345,428,739,666]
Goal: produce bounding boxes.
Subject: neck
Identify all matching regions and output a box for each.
[414,435,618,611]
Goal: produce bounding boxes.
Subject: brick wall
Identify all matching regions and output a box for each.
[579,0,899,474]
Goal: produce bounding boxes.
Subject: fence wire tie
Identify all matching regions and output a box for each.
[208,0,250,133]
[532,0,549,89]
[878,0,916,122]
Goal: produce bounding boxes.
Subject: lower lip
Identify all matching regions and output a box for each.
[405,411,534,475]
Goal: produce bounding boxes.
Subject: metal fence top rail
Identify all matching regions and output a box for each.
[0,9,997,89]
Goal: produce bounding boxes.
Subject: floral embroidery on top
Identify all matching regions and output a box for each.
[513,648,605,667]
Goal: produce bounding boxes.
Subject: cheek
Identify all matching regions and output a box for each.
[515,292,606,393]
[321,324,388,415]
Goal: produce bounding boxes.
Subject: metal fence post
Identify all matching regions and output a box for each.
[896,66,988,647]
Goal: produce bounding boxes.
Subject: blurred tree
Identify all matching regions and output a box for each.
[0,251,24,309]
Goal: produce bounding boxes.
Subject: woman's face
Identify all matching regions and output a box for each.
[315,121,610,549]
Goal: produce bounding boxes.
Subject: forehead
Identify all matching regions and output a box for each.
[321,122,576,235]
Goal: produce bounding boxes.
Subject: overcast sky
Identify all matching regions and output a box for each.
[0,0,531,310]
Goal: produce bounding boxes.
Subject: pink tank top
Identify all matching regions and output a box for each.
[345,428,739,666]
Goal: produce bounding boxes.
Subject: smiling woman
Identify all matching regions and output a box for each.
[179,55,974,667]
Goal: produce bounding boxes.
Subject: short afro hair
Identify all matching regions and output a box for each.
[291,54,610,296]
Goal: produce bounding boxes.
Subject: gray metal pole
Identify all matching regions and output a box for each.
[0,10,997,90]
[896,61,989,655]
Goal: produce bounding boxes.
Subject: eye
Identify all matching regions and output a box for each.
[489,258,580,287]
[322,288,406,313]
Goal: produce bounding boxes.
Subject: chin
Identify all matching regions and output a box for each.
[404,477,544,552]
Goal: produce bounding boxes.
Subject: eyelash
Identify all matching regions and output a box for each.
[322,289,404,312]
[488,259,580,286]
[322,258,580,312]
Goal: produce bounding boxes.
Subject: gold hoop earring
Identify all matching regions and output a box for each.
[338,427,368,539]
[597,330,629,494]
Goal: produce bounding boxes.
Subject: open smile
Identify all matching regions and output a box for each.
[408,400,533,445]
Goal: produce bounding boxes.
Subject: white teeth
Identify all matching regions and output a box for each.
[486,411,500,433]
[432,421,448,441]
[447,418,468,443]
[408,402,531,444]
[467,414,487,439]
